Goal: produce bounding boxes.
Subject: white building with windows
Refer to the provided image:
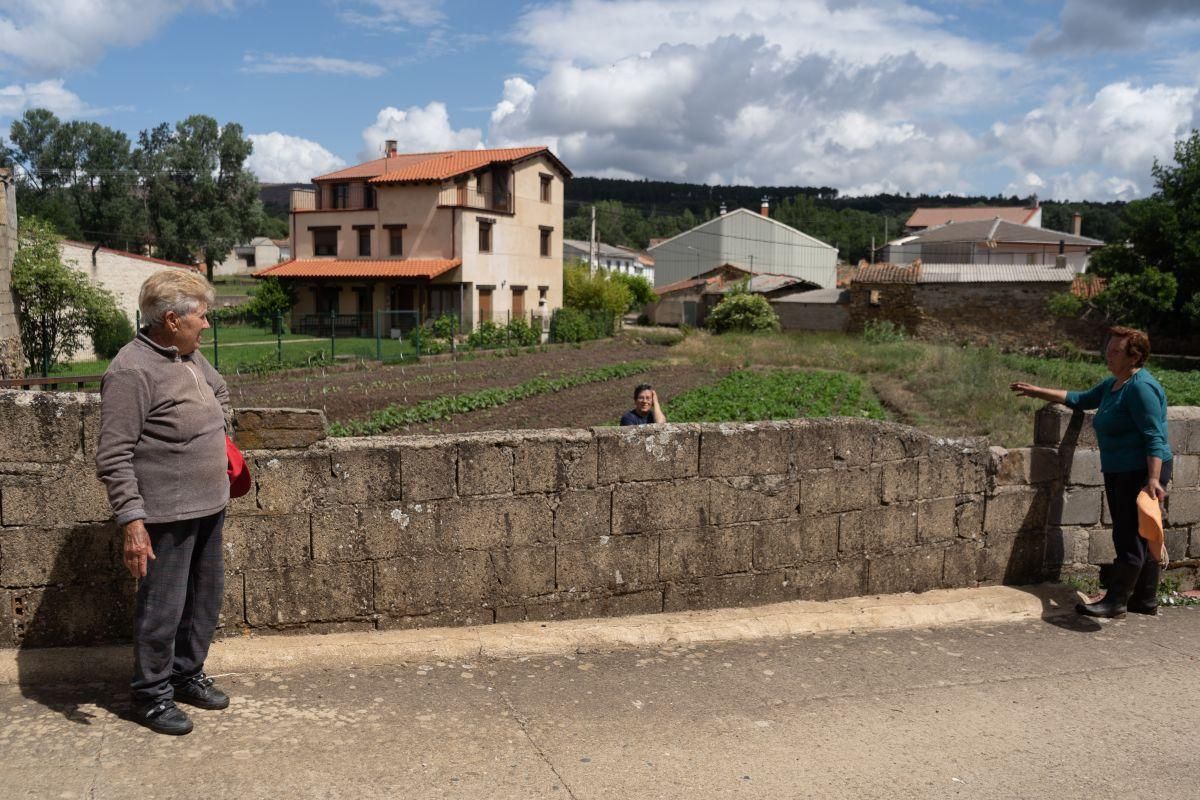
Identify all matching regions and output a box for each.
[563,239,654,283]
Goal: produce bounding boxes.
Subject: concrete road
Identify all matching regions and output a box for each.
[3,608,1198,799]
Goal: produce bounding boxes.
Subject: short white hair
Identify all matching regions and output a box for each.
[138,269,215,328]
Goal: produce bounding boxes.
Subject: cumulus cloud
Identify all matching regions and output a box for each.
[0,79,92,118]
[0,0,238,75]
[1031,0,1200,54]
[360,102,482,159]
[241,53,385,78]
[247,132,346,183]
[990,81,1199,198]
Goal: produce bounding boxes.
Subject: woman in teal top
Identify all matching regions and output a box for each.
[1011,326,1173,619]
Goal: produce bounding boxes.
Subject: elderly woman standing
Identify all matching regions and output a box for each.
[1011,326,1173,619]
[96,270,233,735]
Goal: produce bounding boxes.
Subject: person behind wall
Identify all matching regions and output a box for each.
[620,383,667,426]
[1010,325,1173,619]
[95,269,234,735]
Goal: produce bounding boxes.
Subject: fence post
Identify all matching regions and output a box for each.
[211,311,220,371]
[329,309,336,360]
[376,310,383,361]
[41,312,49,377]
[276,312,283,365]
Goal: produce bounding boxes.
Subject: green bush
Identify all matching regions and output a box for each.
[90,306,134,358]
[861,319,907,344]
[506,317,540,347]
[705,293,780,334]
[466,320,507,349]
[431,313,459,341]
[1045,291,1085,319]
[549,306,612,343]
[611,272,657,310]
[564,263,632,317]
[242,277,295,328]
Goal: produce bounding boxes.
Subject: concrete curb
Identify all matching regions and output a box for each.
[1,584,1078,685]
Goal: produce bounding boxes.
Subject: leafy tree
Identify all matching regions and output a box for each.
[610,272,657,310]
[563,263,632,318]
[705,292,781,334]
[137,115,264,280]
[9,218,116,372]
[1091,268,1177,329]
[243,277,295,327]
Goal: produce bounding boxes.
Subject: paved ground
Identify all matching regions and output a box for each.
[3,607,1198,799]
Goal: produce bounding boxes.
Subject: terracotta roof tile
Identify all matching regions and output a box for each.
[906,206,1037,228]
[1072,275,1107,298]
[254,258,461,280]
[314,146,571,184]
[849,264,922,284]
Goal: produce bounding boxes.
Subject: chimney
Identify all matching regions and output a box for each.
[1054,254,1068,269]
[385,139,398,157]
[760,196,769,217]
[719,202,727,216]
[1072,212,1082,236]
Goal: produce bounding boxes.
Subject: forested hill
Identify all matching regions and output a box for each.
[562,176,1128,263]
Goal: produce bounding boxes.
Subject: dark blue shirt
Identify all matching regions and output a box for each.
[620,409,654,426]
[1065,369,1171,473]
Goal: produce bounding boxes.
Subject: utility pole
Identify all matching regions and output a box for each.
[871,236,875,265]
[589,205,597,273]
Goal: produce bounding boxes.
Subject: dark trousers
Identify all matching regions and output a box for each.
[131,510,226,703]
[1104,460,1173,570]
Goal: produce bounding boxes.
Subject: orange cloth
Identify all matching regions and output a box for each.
[1136,490,1167,566]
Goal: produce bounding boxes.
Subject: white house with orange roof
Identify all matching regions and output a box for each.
[257,141,571,335]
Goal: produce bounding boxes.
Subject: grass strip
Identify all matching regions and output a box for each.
[664,368,886,423]
[329,359,661,436]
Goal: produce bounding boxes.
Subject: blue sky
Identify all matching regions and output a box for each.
[1,1,1199,200]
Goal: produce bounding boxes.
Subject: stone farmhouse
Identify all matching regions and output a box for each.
[257,142,571,335]
[216,236,291,276]
[883,218,1103,271]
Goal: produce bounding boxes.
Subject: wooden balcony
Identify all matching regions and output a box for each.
[438,185,513,214]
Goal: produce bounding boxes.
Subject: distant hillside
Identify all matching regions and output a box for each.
[260,183,313,219]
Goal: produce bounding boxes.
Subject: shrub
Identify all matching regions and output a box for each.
[90,306,134,358]
[506,317,540,347]
[610,272,657,310]
[549,306,612,343]
[705,293,781,334]
[861,319,907,344]
[563,263,631,317]
[466,320,507,349]
[431,313,459,341]
[242,277,295,328]
[1046,291,1085,319]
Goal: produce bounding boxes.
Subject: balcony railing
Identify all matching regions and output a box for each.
[291,189,316,211]
[438,185,513,214]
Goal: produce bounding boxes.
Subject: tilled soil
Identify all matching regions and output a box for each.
[392,363,730,436]
[225,339,677,424]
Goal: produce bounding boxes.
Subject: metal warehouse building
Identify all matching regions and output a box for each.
[647,206,838,290]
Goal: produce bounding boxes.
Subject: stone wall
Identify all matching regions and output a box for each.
[2,389,1197,649]
[0,169,21,379]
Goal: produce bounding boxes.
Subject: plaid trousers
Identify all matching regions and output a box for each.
[131,510,226,703]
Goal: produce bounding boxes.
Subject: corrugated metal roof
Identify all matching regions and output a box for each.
[907,206,1036,228]
[901,219,1103,247]
[563,239,639,259]
[772,288,848,304]
[254,258,461,279]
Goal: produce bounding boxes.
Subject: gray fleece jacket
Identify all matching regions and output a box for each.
[96,331,232,526]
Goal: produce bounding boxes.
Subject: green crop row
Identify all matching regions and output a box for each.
[664,369,886,423]
[329,360,661,436]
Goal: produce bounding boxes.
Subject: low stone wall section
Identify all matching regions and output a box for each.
[2,389,1198,648]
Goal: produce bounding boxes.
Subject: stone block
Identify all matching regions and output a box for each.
[1035,405,1097,448]
[312,501,438,561]
[374,554,492,618]
[328,445,402,504]
[800,466,877,515]
[595,425,699,483]
[977,532,1045,584]
[513,436,597,493]
[708,475,799,525]
[0,463,112,526]
[1044,527,1089,567]
[1063,449,1103,486]
[1088,528,1116,565]
[233,408,327,450]
[840,504,918,554]
[378,608,494,631]
[1166,488,1200,526]
[556,534,658,593]
[985,486,1049,534]
[7,581,136,646]
[955,494,986,539]
[437,495,554,549]
[942,540,980,587]
[80,398,102,457]
[866,548,943,595]
[917,497,956,542]
[1171,455,1199,489]
[989,447,1060,488]
[0,523,120,587]
[663,571,795,612]
[254,451,331,513]
[245,562,372,626]
[398,439,457,501]
[920,444,989,498]
[222,513,310,571]
[612,480,707,534]
[789,560,867,601]
[880,459,920,504]
[484,545,557,600]
[0,391,86,463]
[457,440,514,496]
[1165,528,1189,562]
[1048,487,1103,527]
[790,420,838,470]
[660,525,754,580]
[1192,530,1200,559]
[698,422,792,477]
[1101,492,1112,526]
[870,424,931,463]
[497,590,662,623]
[753,517,838,569]
[553,489,612,541]
[219,572,245,629]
